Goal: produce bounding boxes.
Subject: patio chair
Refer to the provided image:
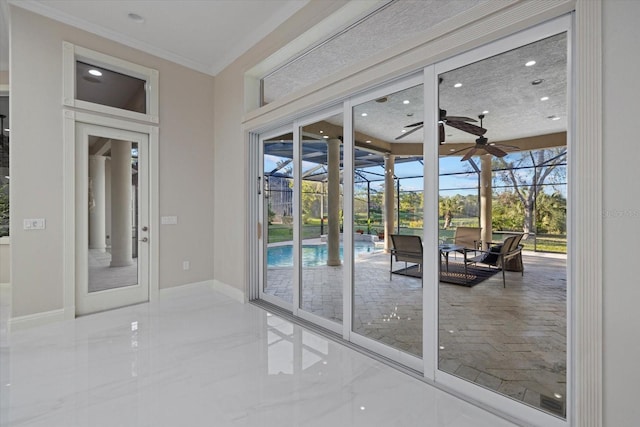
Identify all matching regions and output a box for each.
[453,226,482,250]
[389,234,423,281]
[467,234,524,288]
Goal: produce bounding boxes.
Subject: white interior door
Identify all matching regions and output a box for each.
[75,122,149,315]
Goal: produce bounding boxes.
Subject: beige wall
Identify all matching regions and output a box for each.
[602,0,640,424]
[0,70,8,85]
[212,0,347,291]
[9,6,215,317]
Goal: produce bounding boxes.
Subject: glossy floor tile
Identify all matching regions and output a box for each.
[1,283,519,427]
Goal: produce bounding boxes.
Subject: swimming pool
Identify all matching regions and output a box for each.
[267,242,381,267]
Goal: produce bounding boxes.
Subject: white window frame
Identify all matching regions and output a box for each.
[429,15,572,427]
[62,42,159,123]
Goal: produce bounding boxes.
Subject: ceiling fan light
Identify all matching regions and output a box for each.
[482,110,489,114]
[88,69,102,76]
[403,100,410,104]
[540,96,549,101]
[454,83,462,88]
[525,60,536,67]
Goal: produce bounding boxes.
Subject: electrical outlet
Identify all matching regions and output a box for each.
[183,261,190,270]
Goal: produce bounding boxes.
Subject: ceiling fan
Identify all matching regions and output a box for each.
[447,115,516,161]
[395,77,487,142]
[394,109,487,142]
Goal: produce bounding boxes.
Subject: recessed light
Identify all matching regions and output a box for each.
[88,69,102,77]
[540,96,549,101]
[375,97,388,103]
[128,13,145,23]
[454,83,462,88]
[439,346,445,350]
[406,112,414,117]
[449,148,455,152]
[482,110,489,114]
[554,393,563,399]
[323,135,329,139]
[403,100,410,104]
[401,129,407,133]
[531,79,544,85]
[361,113,368,117]
[3,128,9,132]
[319,130,324,134]
[548,115,561,121]
[365,140,372,143]
[525,60,536,67]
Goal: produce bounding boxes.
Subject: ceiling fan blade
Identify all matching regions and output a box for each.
[484,144,508,157]
[404,121,424,128]
[444,116,477,123]
[395,124,423,140]
[446,146,472,156]
[446,120,487,136]
[461,147,478,161]
[493,143,519,150]
[439,123,445,143]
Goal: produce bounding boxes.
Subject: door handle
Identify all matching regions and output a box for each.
[139,237,148,243]
[141,226,148,231]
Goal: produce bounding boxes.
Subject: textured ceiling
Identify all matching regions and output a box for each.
[349,32,567,147]
[1,0,310,75]
[263,0,487,103]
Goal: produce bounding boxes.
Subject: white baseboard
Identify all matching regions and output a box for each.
[159,280,245,303]
[211,279,245,303]
[8,308,70,331]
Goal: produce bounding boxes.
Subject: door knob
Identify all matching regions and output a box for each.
[141,226,148,231]
[139,237,148,242]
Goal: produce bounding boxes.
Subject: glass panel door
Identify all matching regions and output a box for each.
[262,131,295,305]
[352,83,424,360]
[437,33,568,418]
[75,123,149,315]
[299,113,344,325]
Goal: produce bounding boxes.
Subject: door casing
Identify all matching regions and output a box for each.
[63,110,159,318]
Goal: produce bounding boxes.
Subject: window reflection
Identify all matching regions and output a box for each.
[352,84,424,359]
[437,33,567,418]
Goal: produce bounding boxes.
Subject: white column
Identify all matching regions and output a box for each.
[105,157,112,249]
[110,141,133,267]
[383,154,395,252]
[326,138,341,266]
[88,155,106,252]
[480,155,493,248]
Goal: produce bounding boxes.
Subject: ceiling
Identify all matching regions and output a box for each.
[350,32,567,147]
[0,0,310,75]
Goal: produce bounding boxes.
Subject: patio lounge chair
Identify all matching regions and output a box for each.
[467,234,524,288]
[389,234,423,280]
[453,226,482,250]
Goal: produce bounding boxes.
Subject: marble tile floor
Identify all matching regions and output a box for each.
[0,283,518,427]
[264,251,567,416]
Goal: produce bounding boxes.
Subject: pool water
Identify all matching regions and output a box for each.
[267,242,380,267]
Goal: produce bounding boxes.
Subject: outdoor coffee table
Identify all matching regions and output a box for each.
[438,244,470,279]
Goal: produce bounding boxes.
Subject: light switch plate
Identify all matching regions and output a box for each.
[24,218,46,230]
[161,216,178,225]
